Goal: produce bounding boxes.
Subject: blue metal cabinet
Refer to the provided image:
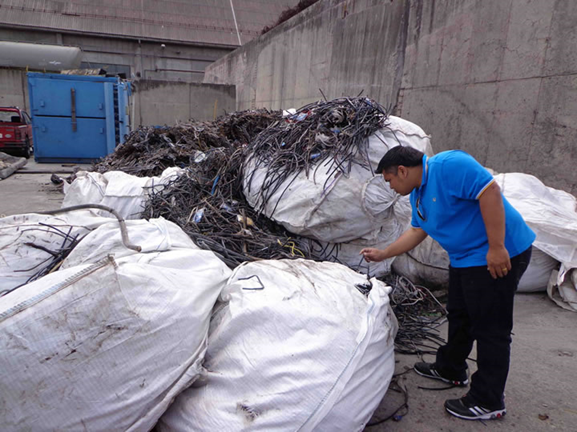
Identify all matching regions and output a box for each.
[27,72,131,163]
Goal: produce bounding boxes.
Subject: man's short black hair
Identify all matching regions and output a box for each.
[376,146,425,174]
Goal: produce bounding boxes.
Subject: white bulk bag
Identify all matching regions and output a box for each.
[158,259,398,432]
[392,236,450,289]
[0,211,113,295]
[518,248,559,292]
[62,217,198,268]
[62,167,183,219]
[303,209,409,277]
[0,247,231,431]
[496,173,577,310]
[548,269,577,311]
[243,116,432,243]
[61,170,107,205]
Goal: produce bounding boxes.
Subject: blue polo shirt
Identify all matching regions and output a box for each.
[410,150,535,268]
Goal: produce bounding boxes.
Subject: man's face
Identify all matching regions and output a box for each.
[383,166,412,195]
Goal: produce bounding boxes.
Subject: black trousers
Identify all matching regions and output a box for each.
[435,247,532,409]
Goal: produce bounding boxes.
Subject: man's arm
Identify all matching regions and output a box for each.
[479,181,511,279]
[360,227,428,262]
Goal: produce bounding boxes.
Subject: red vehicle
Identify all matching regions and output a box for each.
[0,107,34,158]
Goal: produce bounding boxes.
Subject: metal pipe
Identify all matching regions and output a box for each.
[38,204,142,252]
[0,41,82,71]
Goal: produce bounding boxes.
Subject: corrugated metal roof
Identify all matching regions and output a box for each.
[0,0,300,46]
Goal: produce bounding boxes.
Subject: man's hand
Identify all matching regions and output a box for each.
[360,248,387,263]
[360,227,427,264]
[486,245,511,279]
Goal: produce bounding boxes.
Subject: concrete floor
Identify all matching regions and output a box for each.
[1,160,576,431]
[0,159,91,216]
[370,293,577,432]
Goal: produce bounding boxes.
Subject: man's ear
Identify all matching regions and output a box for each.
[398,165,408,178]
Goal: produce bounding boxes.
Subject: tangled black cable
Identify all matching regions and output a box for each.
[6,223,83,294]
[93,109,282,177]
[142,148,321,268]
[385,274,447,356]
[243,97,390,215]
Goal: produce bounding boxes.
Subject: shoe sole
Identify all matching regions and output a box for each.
[445,406,506,421]
[413,366,469,387]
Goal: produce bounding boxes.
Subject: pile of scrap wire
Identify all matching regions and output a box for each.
[244,97,390,213]
[217,108,282,145]
[142,147,318,268]
[94,123,228,177]
[93,109,281,177]
[385,274,447,356]
[89,102,448,352]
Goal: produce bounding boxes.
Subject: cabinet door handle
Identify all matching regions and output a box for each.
[71,88,77,132]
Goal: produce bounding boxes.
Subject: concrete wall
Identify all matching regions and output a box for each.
[204,0,577,195]
[399,0,577,194]
[132,80,236,126]
[204,0,405,109]
[0,69,29,110]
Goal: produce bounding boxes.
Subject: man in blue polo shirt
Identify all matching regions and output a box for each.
[361,146,534,421]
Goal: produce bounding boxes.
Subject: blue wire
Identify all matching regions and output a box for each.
[211,174,220,195]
